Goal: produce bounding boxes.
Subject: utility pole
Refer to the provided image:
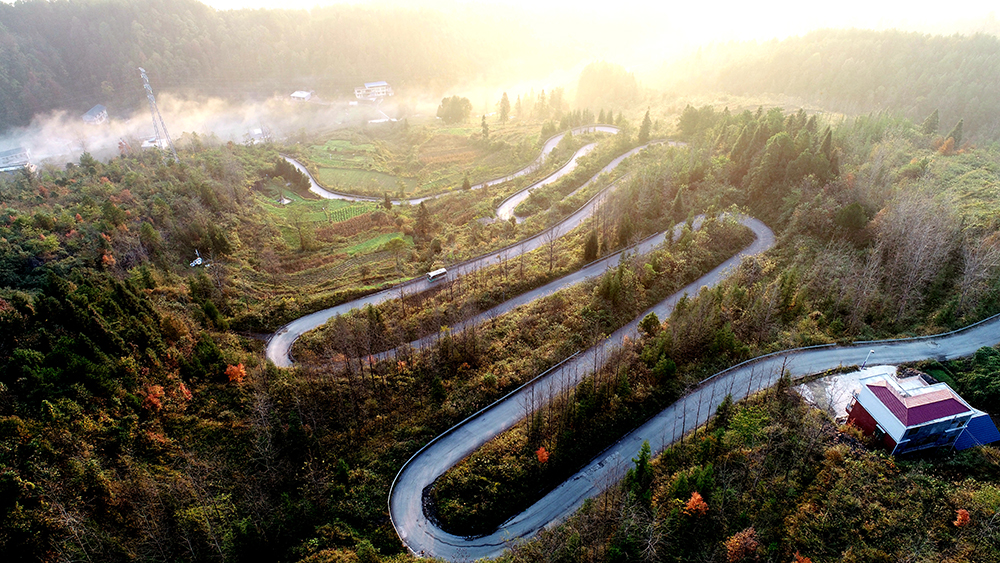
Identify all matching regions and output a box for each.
[138,67,178,161]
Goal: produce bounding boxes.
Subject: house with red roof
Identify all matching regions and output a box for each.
[846,369,999,455]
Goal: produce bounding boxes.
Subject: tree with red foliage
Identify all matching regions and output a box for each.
[724,527,759,562]
[954,508,970,527]
[684,491,709,516]
[536,446,549,463]
[226,363,246,384]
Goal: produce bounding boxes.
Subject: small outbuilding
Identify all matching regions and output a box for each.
[291,90,314,102]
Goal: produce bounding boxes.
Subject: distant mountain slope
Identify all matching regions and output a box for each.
[661,29,1000,140]
[0,0,547,131]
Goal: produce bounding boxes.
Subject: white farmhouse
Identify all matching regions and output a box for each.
[0,147,31,172]
[82,104,108,125]
[354,81,393,100]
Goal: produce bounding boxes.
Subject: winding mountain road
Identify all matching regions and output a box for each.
[370,215,719,362]
[267,131,659,368]
[268,124,1000,561]
[387,230,1000,561]
[387,216,774,560]
[284,125,619,206]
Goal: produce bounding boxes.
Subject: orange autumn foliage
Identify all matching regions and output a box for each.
[143,385,165,411]
[226,363,247,384]
[684,491,709,516]
[792,552,813,563]
[724,527,759,562]
[954,508,970,527]
[536,446,549,463]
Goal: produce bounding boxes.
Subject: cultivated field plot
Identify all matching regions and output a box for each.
[314,167,417,194]
[303,121,546,197]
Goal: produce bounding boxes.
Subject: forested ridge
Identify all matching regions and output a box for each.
[4,10,1000,559]
[0,0,548,131]
[663,29,1000,140]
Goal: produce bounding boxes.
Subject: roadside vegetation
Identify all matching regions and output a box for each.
[423,105,1000,541]
[497,382,1000,563]
[4,19,1000,560]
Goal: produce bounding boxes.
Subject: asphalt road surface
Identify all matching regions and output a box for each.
[371,215,719,361]
[265,136,660,368]
[388,218,1000,560]
[387,216,774,560]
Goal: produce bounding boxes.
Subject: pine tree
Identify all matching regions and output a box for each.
[638,109,652,144]
[598,108,606,123]
[498,92,510,123]
[921,109,939,135]
[820,127,833,160]
[946,118,964,148]
[481,115,489,141]
[462,173,471,190]
[584,230,599,261]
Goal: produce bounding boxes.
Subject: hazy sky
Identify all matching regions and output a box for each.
[190,0,998,44]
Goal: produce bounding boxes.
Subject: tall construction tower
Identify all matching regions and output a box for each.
[138,67,178,161]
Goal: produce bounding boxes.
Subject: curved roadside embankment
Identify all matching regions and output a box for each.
[369,215,718,363]
[265,136,665,368]
[497,139,685,222]
[284,124,620,206]
[387,216,775,560]
[388,218,1000,560]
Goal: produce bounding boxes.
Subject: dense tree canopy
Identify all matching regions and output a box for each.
[436,96,472,124]
[663,29,1000,140]
[0,0,549,131]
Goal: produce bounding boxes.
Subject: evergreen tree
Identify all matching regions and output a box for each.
[584,230,599,261]
[462,173,471,190]
[748,132,796,201]
[677,104,698,139]
[625,441,653,506]
[382,192,392,210]
[515,95,522,118]
[416,201,431,240]
[921,109,940,135]
[598,109,606,123]
[820,127,833,160]
[638,109,652,144]
[498,92,510,123]
[946,118,964,148]
[481,115,489,141]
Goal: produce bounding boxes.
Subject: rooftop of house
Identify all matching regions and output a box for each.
[862,370,972,427]
[83,104,107,118]
[0,147,29,159]
[364,81,388,88]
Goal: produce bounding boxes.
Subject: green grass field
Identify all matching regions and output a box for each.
[258,192,376,221]
[308,139,377,168]
[934,152,1000,229]
[344,232,410,255]
[315,168,417,194]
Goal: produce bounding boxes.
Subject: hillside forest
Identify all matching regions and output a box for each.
[1,2,1000,563]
